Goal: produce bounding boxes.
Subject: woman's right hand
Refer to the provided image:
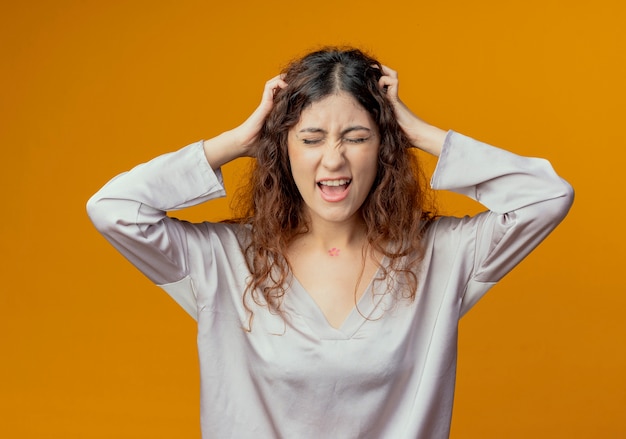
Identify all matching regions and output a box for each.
[232,74,288,158]
[203,75,288,169]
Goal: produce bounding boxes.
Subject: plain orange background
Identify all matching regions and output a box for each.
[1,0,624,438]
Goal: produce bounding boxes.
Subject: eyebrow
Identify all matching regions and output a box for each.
[297,126,372,136]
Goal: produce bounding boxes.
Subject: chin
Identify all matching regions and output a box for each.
[315,208,362,224]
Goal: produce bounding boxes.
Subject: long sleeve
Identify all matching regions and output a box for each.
[430,131,574,315]
[86,141,225,287]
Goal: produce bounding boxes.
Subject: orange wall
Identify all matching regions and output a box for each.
[1,1,624,437]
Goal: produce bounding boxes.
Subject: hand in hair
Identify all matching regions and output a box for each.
[378,65,446,157]
[235,74,288,157]
[203,75,288,169]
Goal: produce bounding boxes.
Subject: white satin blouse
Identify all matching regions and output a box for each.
[87,131,573,438]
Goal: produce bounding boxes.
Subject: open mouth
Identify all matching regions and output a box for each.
[317,179,351,198]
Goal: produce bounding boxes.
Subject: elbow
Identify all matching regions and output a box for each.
[87,191,151,241]
[86,192,108,233]
[546,178,575,226]
[558,178,575,217]
[86,192,122,236]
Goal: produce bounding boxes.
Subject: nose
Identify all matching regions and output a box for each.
[320,141,345,170]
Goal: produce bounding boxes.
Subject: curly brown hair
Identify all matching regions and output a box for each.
[230,47,436,323]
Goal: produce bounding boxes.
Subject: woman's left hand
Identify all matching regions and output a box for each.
[378,65,446,156]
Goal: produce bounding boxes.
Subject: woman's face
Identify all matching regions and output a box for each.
[287,91,380,226]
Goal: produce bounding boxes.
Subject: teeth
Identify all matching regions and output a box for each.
[319,179,350,186]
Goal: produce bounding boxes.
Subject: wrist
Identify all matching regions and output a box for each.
[407,122,447,157]
[227,127,255,157]
[203,130,249,170]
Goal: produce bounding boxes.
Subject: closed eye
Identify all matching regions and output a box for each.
[302,138,323,145]
[344,137,369,144]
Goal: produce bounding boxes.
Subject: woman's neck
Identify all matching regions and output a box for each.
[293,215,368,257]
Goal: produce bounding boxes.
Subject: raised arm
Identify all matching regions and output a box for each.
[379,66,574,315]
[86,76,287,286]
[432,131,574,315]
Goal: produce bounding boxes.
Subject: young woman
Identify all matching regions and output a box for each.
[87,48,573,438]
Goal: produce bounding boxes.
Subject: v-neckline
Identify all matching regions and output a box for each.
[283,259,388,340]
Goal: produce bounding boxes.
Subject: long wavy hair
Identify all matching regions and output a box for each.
[230,47,436,322]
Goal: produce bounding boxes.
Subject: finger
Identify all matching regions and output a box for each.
[275,78,288,91]
[263,76,288,100]
[378,75,399,98]
[265,73,284,83]
[266,74,288,88]
[259,79,283,104]
[380,65,398,78]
